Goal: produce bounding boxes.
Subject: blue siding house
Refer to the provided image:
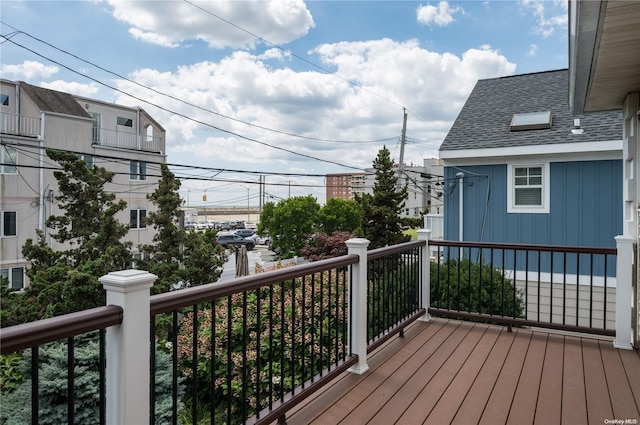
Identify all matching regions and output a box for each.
[439,70,623,249]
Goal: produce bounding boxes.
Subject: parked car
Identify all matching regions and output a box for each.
[216,233,255,251]
[184,221,197,230]
[245,222,258,230]
[196,221,209,230]
[234,229,256,239]
[256,235,272,249]
[218,221,234,231]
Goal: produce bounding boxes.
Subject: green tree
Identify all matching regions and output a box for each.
[10,150,132,324]
[356,146,409,249]
[318,198,362,234]
[258,195,320,258]
[139,164,225,293]
[0,333,181,424]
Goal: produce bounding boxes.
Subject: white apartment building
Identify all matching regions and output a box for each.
[356,158,444,218]
[0,80,166,289]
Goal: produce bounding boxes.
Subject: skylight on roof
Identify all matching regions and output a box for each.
[510,111,552,131]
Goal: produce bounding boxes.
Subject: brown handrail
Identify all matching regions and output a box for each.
[368,240,426,260]
[0,305,123,354]
[151,254,359,315]
[430,239,617,255]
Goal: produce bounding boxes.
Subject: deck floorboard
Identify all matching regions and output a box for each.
[279,318,640,425]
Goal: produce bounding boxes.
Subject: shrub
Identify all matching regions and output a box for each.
[0,332,181,424]
[177,263,348,423]
[431,258,524,318]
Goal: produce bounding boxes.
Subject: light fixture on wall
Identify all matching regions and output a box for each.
[571,118,584,135]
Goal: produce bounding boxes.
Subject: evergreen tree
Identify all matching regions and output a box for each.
[139,164,225,293]
[356,146,410,249]
[10,150,132,324]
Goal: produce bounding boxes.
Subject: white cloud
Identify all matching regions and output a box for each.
[417,1,463,27]
[520,0,567,38]
[112,38,515,174]
[106,0,315,49]
[1,61,59,79]
[40,81,100,97]
[528,43,538,56]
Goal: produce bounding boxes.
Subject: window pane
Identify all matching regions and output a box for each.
[515,188,542,206]
[1,95,9,106]
[515,168,527,177]
[515,177,528,186]
[3,211,17,236]
[117,117,133,127]
[529,177,542,185]
[140,210,147,228]
[529,167,542,176]
[130,210,138,228]
[11,268,23,290]
[140,162,147,180]
[1,147,17,174]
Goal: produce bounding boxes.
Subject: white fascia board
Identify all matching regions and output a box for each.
[439,140,622,166]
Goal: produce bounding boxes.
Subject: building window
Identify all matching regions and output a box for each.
[1,146,17,174]
[77,153,93,169]
[0,94,9,106]
[117,117,133,127]
[1,211,17,236]
[130,160,147,180]
[130,209,147,229]
[1,267,24,290]
[507,163,550,214]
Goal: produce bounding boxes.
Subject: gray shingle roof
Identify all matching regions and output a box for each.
[439,69,622,152]
[21,82,90,119]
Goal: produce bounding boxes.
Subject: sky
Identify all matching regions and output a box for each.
[0,0,569,207]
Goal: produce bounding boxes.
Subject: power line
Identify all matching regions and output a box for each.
[0,22,398,146]
[1,36,368,171]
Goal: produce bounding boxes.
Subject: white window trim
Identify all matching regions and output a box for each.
[507,162,550,214]
[130,209,147,229]
[1,146,17,174]
[1,211,17,237]
[2,266,25,290]
[130,160,147,181]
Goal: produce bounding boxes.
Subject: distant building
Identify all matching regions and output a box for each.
[0,80,166,289]
[325,161,443,217]
[325,172,365,201]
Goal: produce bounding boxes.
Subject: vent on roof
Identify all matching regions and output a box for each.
[510,111,552,131]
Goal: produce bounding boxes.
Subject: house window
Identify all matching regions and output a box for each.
[1,267,24,290]
[117,117,133,127]
[1,146,17,174]
[507,163,550,214]
[1,94,9,106]
[130,160,147,180]
[130,209,147,229]
[1,211,17,236]
[77,153,93,169]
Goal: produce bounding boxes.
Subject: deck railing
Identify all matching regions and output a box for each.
[93,127,163,153]
[1,233,633,424]
[0,235,431,424]
[428,240,618,336]
[0,306,123,424]
[0,112,41,137]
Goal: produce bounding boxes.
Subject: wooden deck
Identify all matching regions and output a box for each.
[281,318,640,425]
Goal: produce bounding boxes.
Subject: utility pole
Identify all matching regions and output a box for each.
[396,108,408,191]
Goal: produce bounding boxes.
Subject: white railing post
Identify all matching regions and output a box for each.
[100,270,156,424]
[346,238,370,374]
[417,229,432,322]
[614,236,634,350]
